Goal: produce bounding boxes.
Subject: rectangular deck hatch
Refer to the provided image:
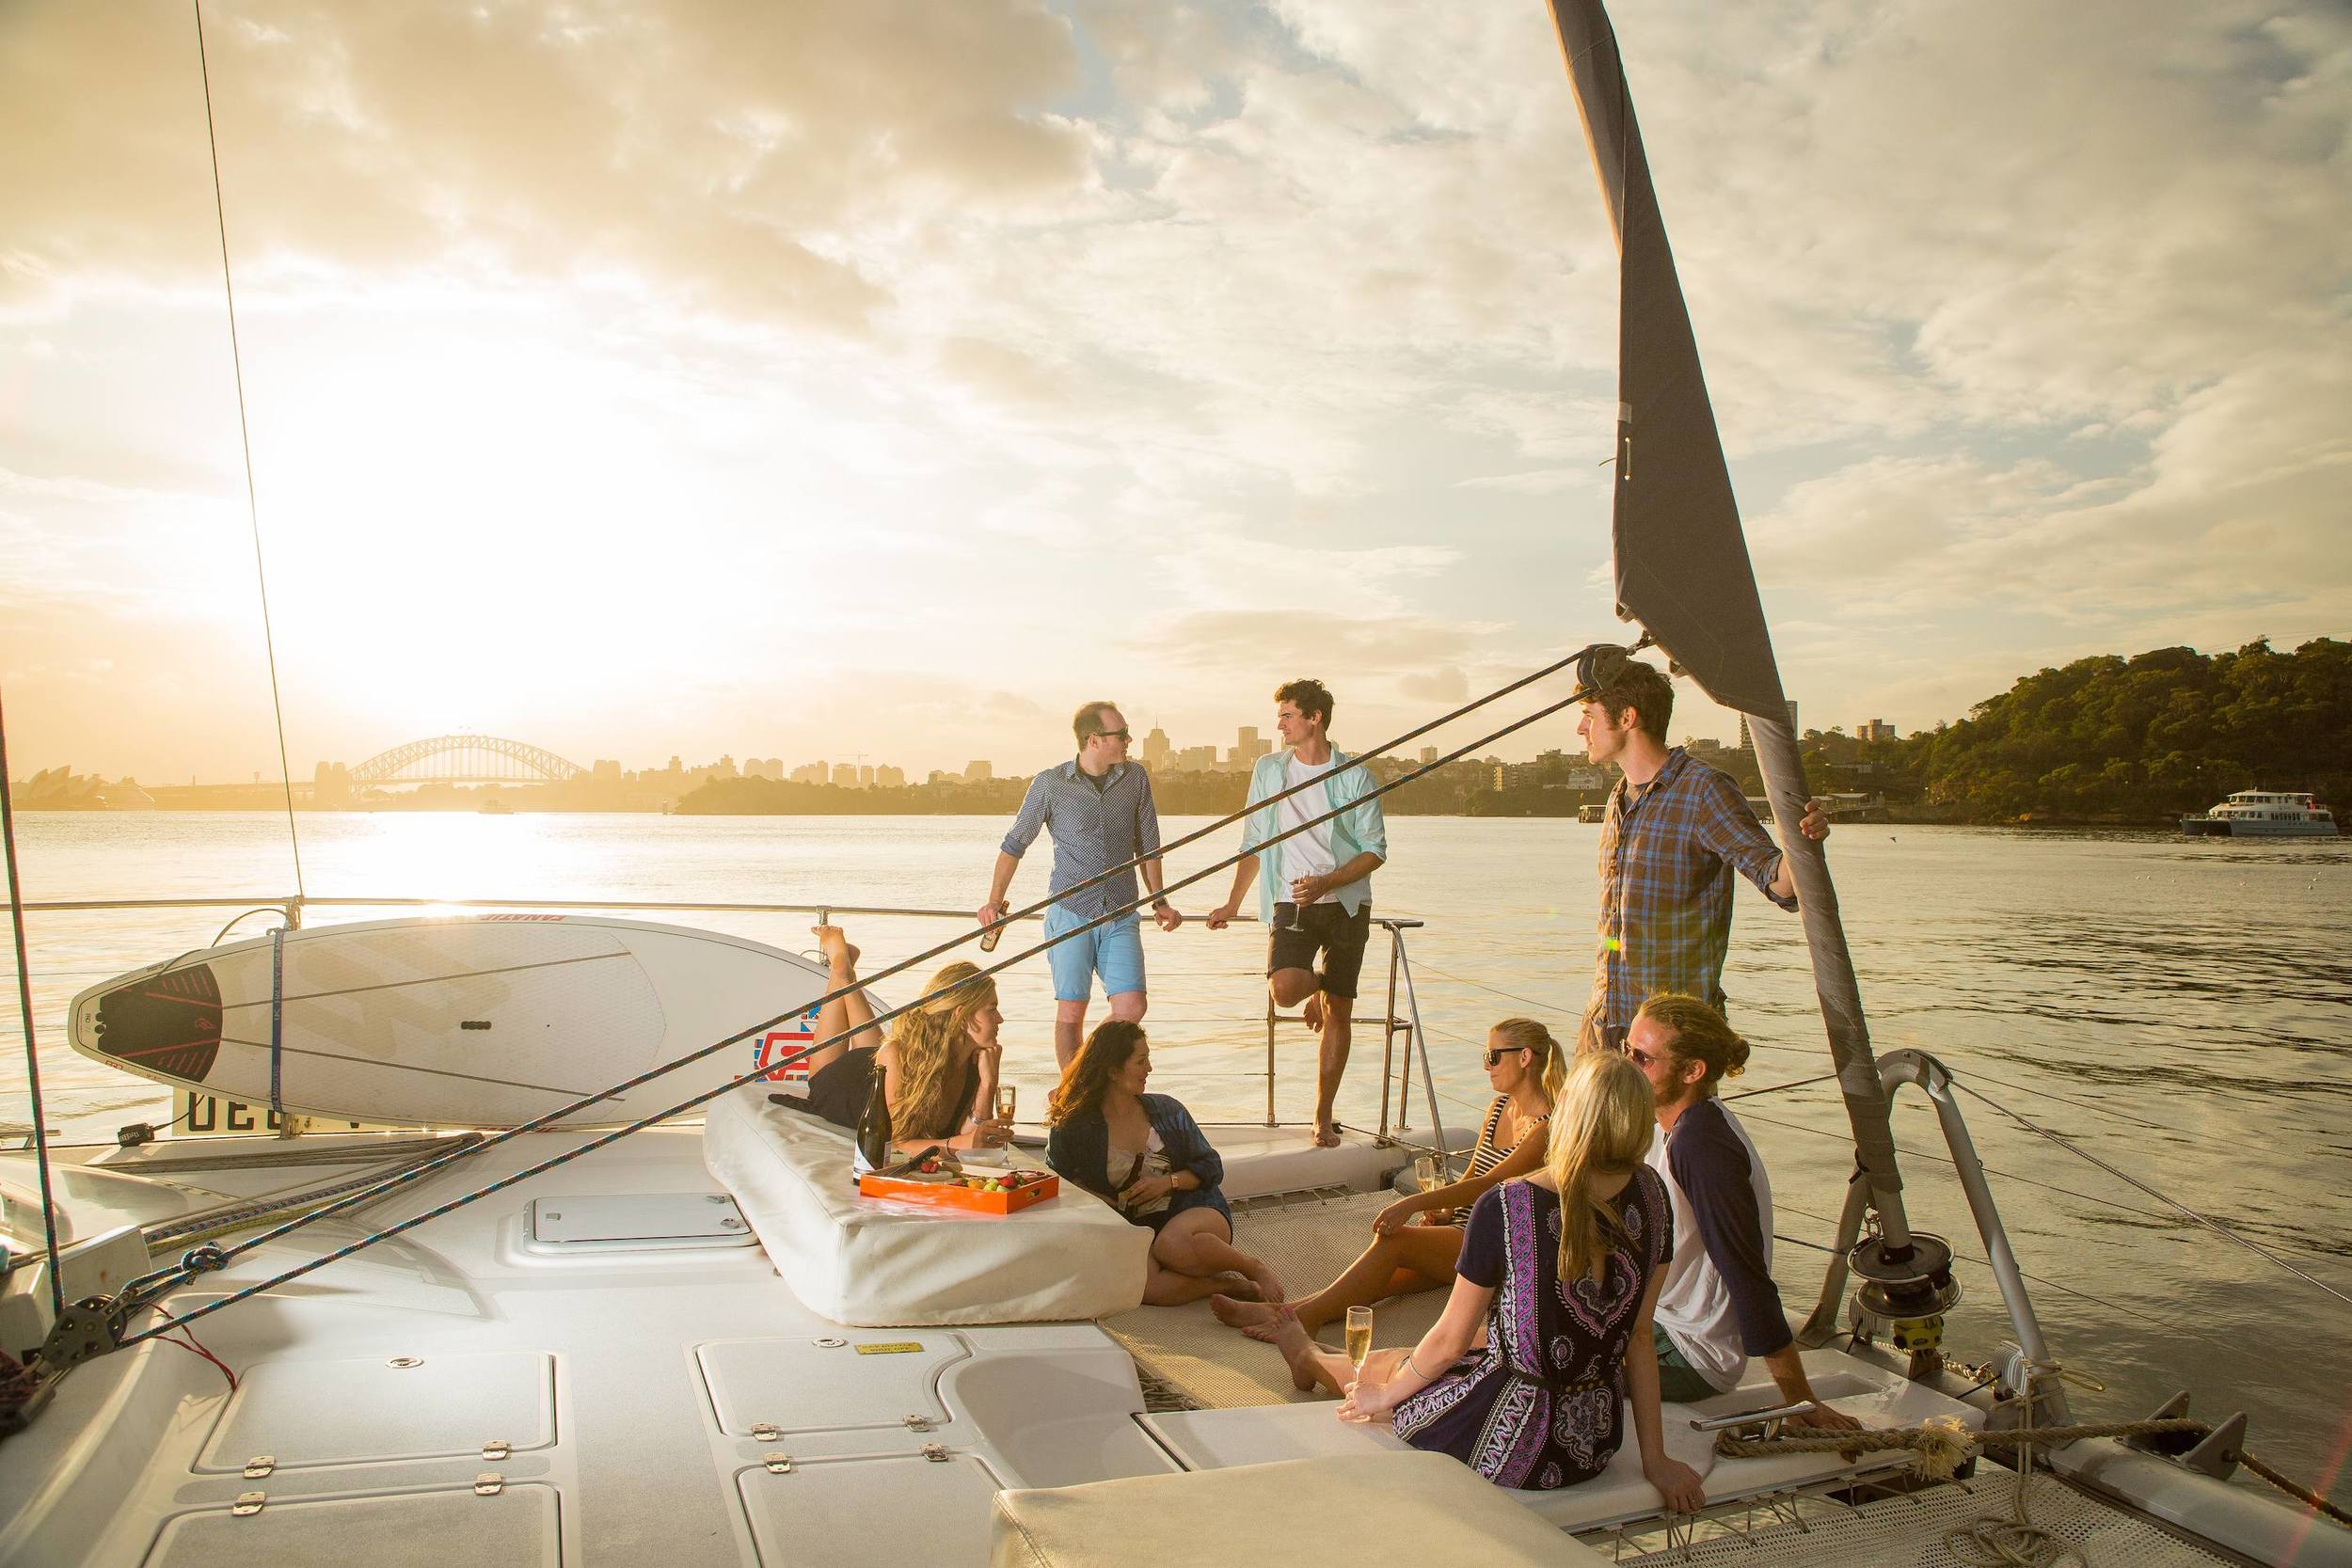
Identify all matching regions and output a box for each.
[526,1192,754,1249]
[195,1352,555,1472]
[738,1452,1003,1564]
[145,1482,560,1568]
[698,1334,964,1434]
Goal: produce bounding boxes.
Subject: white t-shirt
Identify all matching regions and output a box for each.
[1277,753,1338,893]
[1645,1099,1779,1392]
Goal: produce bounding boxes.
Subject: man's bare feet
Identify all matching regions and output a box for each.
[1243,1259,1285,1305]
[1211,1274,1263,1304]
[1302,992,1324,1032]
[1269,1307,1324,1393]
[1311,1118,1342,1148]
[1210,1293,1277,1332]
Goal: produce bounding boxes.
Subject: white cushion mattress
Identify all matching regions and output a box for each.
[702,1084,1150,1326]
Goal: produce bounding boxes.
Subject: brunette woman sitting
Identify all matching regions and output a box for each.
[1266,1051,1706,1508]
[793,924,1010,1150]
[1046,1021,1283,1307]
[1210,1017,1557,1343]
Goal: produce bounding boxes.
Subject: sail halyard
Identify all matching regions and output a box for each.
[1545,0,1915,1253]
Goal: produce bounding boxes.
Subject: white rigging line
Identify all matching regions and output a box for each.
[1950,1081,2352,1312]
[193,0,305,899]
[1739,1102,2352,1275]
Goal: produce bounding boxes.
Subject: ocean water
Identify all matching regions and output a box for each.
[4,810,2348,1501]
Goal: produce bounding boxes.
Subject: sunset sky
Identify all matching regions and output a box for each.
[3,1,2346,784]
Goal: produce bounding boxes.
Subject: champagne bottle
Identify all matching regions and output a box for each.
[855,1058,894,1174]
[979,904,1006,953]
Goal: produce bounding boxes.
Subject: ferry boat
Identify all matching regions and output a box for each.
[2180,790,2339,837]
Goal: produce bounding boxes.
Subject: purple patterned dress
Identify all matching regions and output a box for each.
[1392,1169,1672,1490]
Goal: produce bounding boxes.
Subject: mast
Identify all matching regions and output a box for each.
[1543,0,1923,1265]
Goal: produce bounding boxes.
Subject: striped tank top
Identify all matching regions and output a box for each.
[1449,1094,1549,1227]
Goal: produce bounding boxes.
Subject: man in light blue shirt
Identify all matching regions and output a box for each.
[983,701,1182,1070]
[1208,679,1387,1146]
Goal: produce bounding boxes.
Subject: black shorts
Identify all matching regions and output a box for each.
[1266,902,1372,1000]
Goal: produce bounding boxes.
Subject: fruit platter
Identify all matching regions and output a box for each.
[856,1152,1061,1215]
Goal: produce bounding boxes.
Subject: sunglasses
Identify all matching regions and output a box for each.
[1092,728,1132,742]
[1619,1040,1662,1069]
[1482,1046,1527,1068]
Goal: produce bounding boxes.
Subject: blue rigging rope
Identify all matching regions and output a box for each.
[116,661,1617,1338]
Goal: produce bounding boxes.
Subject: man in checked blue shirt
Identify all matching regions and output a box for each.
[1577,657,1828,1053]
[982,701,1183,1071]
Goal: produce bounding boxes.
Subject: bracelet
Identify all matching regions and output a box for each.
[1402,1351,1428,1382]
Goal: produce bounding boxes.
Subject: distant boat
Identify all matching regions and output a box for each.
[2180,789,2337,837]
[480,799,512,816]
[1577,802,1606,824]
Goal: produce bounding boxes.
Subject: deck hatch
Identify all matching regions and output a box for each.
[525,1191,754,1249]
[144,1482,560,1567]
[697,1334,964,1435]
[195,1351,555,1472]
[736,1452,1003,1565]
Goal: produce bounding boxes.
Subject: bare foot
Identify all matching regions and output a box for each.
[1243,1259,1286,1305]
[1270,1307,1324,1393]
[815,925,860,971]
[1302,992,1324,1032]
[1311,1118,1342,1148]
[1211,1273,1263,1304]
[1210,1292,1277,1331]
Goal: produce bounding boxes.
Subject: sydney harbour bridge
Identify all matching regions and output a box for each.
[345,735,584,785]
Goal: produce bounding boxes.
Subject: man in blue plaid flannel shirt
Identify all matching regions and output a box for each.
[1578,659,1828,1052]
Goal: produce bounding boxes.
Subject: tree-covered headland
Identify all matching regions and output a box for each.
[1885,637,2349,823]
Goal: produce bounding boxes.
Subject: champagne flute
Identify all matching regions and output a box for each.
[1413,1154,1438,1193]
[994,1083,1018,1123]
[1343,1306,1374,1420]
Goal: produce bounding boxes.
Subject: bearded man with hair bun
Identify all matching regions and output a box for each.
[1620,992,1859,1431]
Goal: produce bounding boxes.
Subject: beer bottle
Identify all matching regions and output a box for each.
[855,1059,894,1174]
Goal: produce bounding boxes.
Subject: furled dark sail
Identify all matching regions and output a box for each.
[1546,0,1914,1245]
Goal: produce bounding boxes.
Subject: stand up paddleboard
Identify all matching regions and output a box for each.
[66,915,870,1129]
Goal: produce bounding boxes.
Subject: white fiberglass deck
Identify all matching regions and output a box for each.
[4,1127,1178,1567]
[3,1119,1464,1568]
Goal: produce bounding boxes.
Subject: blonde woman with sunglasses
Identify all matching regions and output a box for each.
[1210,1018,1557,1343]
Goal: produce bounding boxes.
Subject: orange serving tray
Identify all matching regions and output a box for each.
[857,1169,1060,1215]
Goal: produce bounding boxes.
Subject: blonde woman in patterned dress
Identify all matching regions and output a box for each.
[1270,1052,1706,1507]
[1209,1018,1558,1343]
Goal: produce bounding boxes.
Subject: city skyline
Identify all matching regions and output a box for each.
[5,5,2342,787]
[15,704,1900,799]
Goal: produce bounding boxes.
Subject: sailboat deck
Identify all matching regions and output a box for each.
[3,1125,2301,1568]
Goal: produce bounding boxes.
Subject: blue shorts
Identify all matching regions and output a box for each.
[1044,905,1145,1004]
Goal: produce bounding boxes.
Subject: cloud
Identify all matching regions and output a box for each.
[3,0,2346,773]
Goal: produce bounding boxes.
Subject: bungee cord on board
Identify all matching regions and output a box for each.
[103,647,1632,1344]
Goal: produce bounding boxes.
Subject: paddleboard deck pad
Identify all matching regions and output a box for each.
[67,915,863,1129]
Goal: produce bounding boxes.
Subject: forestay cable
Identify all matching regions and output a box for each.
[0,686,67,1317]
[193,0,305,898]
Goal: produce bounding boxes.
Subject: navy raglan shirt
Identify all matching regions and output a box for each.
[1663,1098,1793,1361]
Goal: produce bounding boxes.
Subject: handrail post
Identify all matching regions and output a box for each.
[1377,922,1402,1141]
[1264,993,1278,1128]
[1388,921,1442,1165]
